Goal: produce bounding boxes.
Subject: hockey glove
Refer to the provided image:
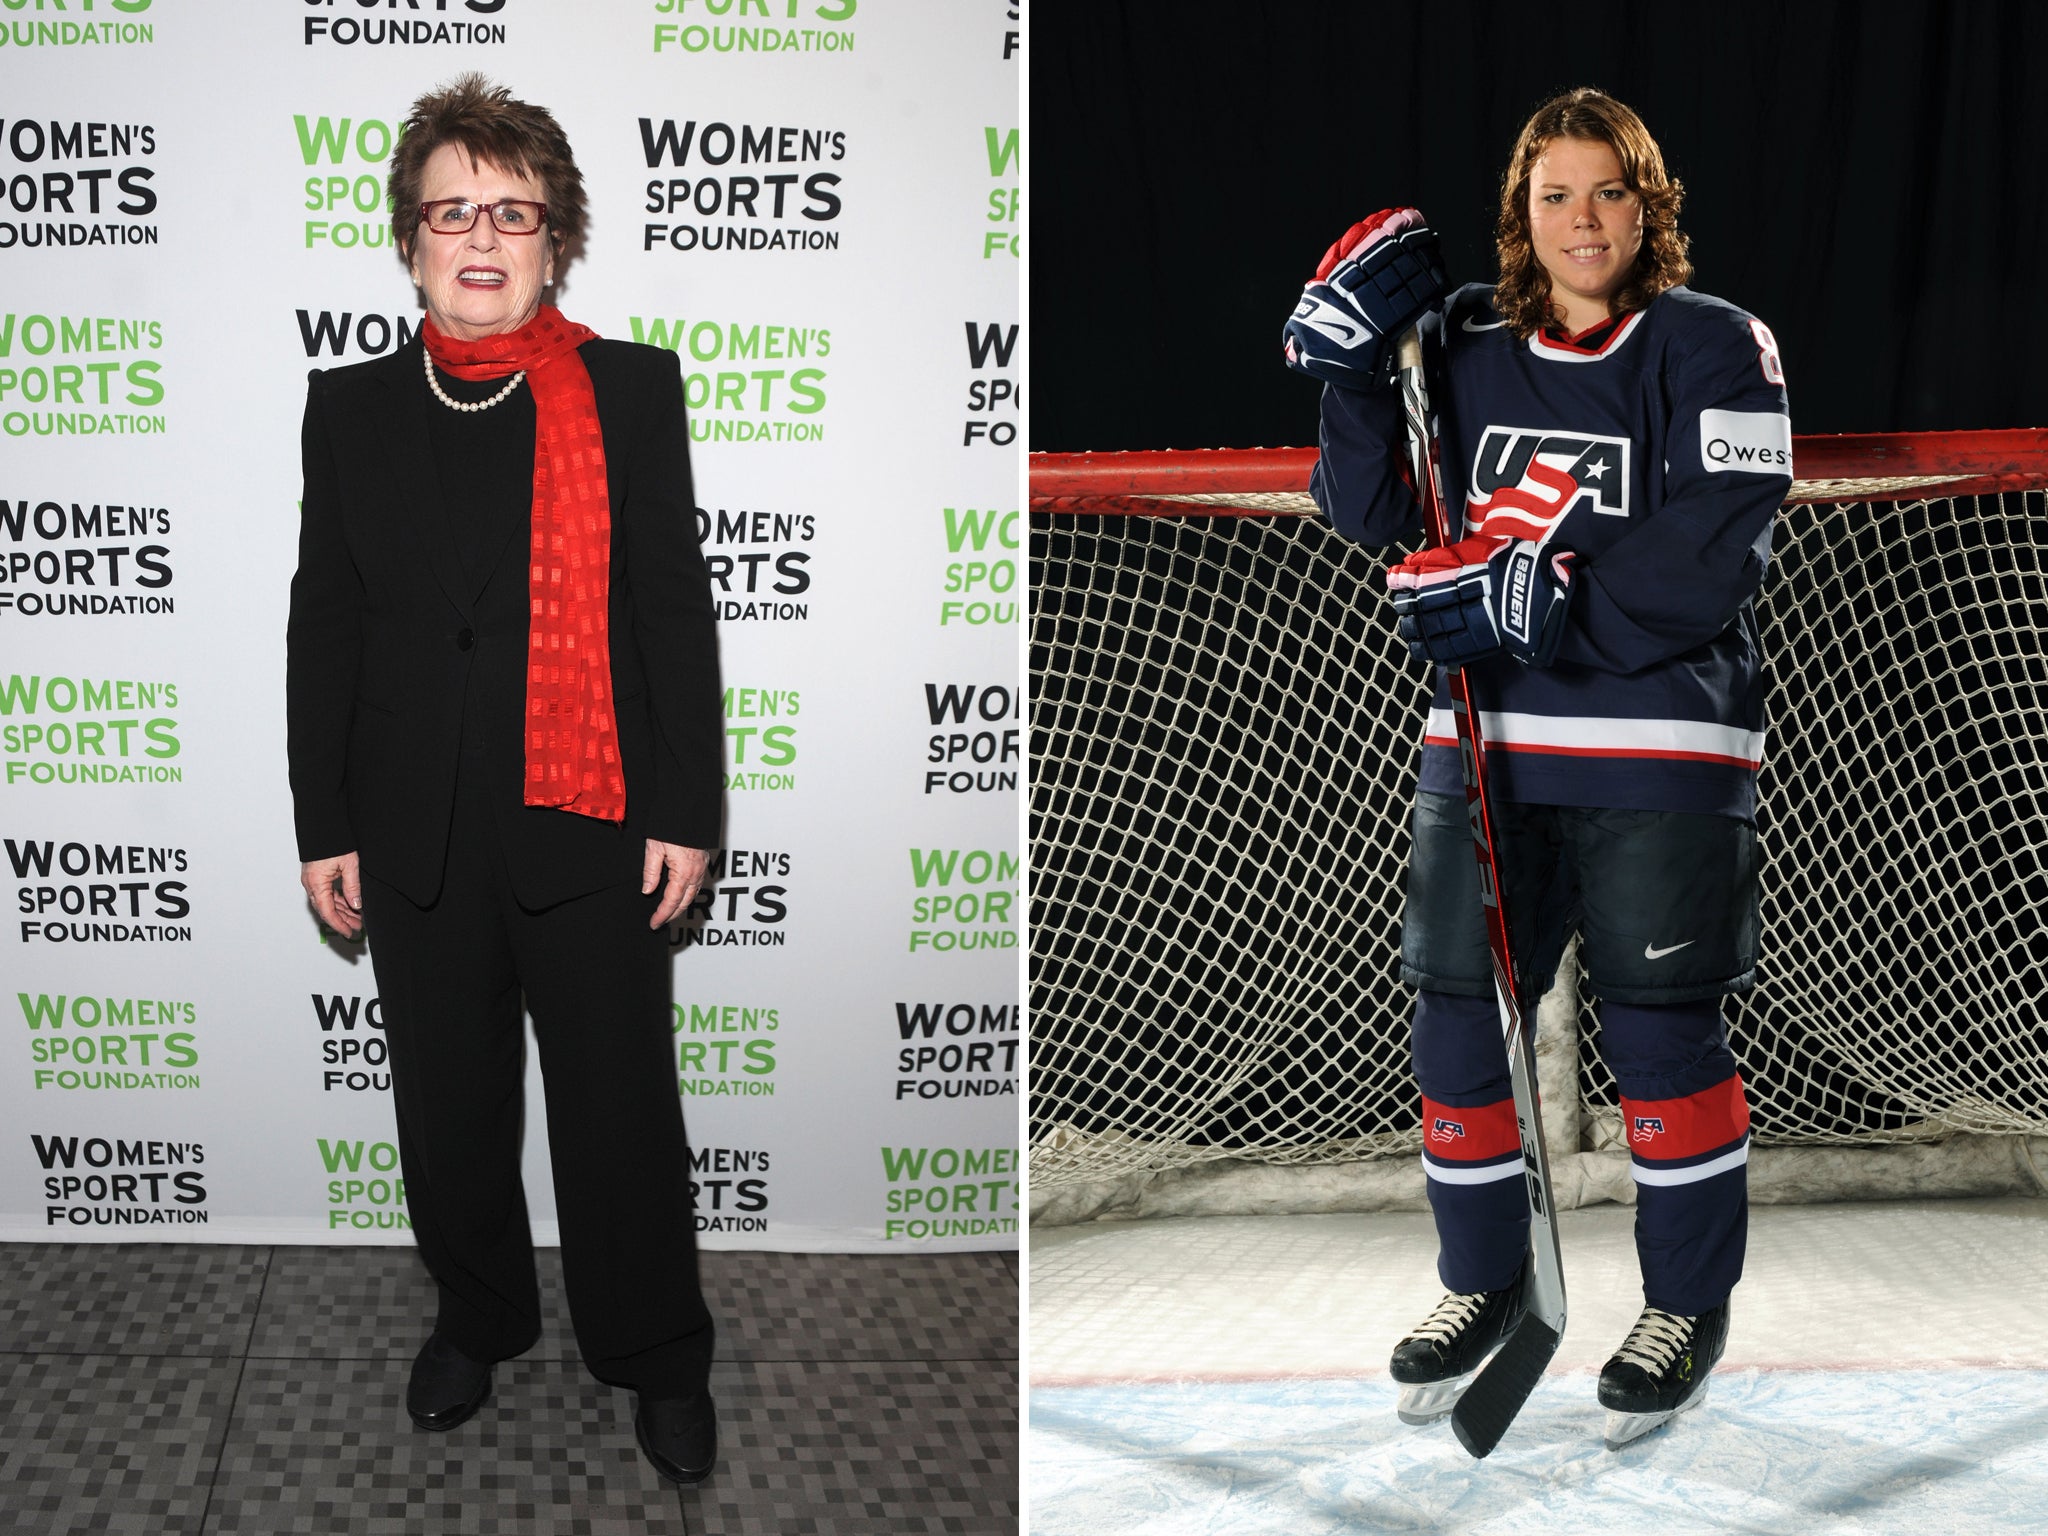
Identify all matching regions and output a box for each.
[1281,207,1447,390]
[1387,535,1578,668]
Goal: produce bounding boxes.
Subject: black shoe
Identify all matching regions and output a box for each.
[635,1390,717,1484]
[1387,1277,1527,1424]
[1598,1300,1730,1447]
[406,1333,493,1432]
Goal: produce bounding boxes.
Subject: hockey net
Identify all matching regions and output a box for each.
[1030,433,2048,1216]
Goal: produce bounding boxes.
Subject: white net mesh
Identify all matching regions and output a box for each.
[1029,484,2048,1191]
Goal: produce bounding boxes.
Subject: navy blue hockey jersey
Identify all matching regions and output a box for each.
[1312,284,1793,818]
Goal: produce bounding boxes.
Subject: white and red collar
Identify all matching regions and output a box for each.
[1526,309,1645,363]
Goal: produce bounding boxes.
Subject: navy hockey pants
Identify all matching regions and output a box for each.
[1415,988,1748,1317]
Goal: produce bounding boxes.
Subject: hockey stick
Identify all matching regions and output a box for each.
[1394,327,1568,1459]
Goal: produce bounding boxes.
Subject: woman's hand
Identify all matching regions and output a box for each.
[302,852,364,938]
[643,839,709,929]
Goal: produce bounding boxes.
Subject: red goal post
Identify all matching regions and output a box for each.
[1030,430,2048,514]
[1028,431,2048,1223]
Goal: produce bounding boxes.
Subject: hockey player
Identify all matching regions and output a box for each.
[1281,88,1792,1447]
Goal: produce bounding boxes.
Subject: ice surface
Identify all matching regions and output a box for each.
[1031,1372,2048,1535]
[1029,1199,2048,1534]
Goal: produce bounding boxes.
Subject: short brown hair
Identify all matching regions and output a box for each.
[388,73,587,261]
[1494,88,1691,339]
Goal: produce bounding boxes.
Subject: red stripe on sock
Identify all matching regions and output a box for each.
[1621,1076,1750,1160]
[1420,1096,1520,1162]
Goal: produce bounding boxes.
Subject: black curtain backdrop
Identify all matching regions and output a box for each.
[1034,0,2048,452]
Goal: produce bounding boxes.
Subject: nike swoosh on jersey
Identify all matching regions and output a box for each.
[1644,940,1696,959]
[1461,316,1507,332]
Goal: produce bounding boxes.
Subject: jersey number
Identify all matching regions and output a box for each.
[1750,319,1785,385]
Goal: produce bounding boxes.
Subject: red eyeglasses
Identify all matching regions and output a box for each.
[417,200,549,235]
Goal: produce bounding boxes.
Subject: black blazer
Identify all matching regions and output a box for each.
[286,337,723,909]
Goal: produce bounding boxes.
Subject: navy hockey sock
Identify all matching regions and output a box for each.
[1600,998,1749,1314]
[1413,989,1529,1294]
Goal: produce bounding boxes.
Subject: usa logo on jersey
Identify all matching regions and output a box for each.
[1430,1117,1466,1142]
[1632,1115,1667,1140]
[1466,426,1631,540]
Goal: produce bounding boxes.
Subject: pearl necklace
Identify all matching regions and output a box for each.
[423,346,525,413]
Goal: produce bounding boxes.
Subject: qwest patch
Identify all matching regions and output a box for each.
[1698,409,1793,474]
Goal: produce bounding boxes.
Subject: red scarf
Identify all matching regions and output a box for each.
[422,305,625,823]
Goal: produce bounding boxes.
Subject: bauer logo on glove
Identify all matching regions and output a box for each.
[1281,207,1447,390]
[1386,534,1578,669]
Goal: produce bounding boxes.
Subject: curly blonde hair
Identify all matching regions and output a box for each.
[1494,88,1691,339]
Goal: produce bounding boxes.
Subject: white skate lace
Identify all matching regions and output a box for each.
[1612,1308,1694,1373]
[1404,1291,1487,1344]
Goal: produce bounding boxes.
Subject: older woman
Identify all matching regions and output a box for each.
[286,74,722,1483]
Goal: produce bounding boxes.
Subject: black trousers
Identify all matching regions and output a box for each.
[360,761,715,1398]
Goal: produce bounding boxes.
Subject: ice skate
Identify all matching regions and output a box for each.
[1598,1300,1729,1449]
[1388,1278,1526,1424]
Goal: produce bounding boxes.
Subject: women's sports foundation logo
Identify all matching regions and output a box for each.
[32,1132,208,1228]
[0,314,166,437]
[301,0,507,47]
[880,1143,1017,1241]
[0,118,158,249]
[20,992,199,1090]
[1,0,154,52]
[0,494,175,617]
[0,674,181,787]
[650,0,856,57]
[6,835,193,944]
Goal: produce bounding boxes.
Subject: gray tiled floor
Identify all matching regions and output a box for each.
[0,1243,1018,1534]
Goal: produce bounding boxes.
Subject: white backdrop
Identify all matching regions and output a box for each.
[0,1,1022,1251]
